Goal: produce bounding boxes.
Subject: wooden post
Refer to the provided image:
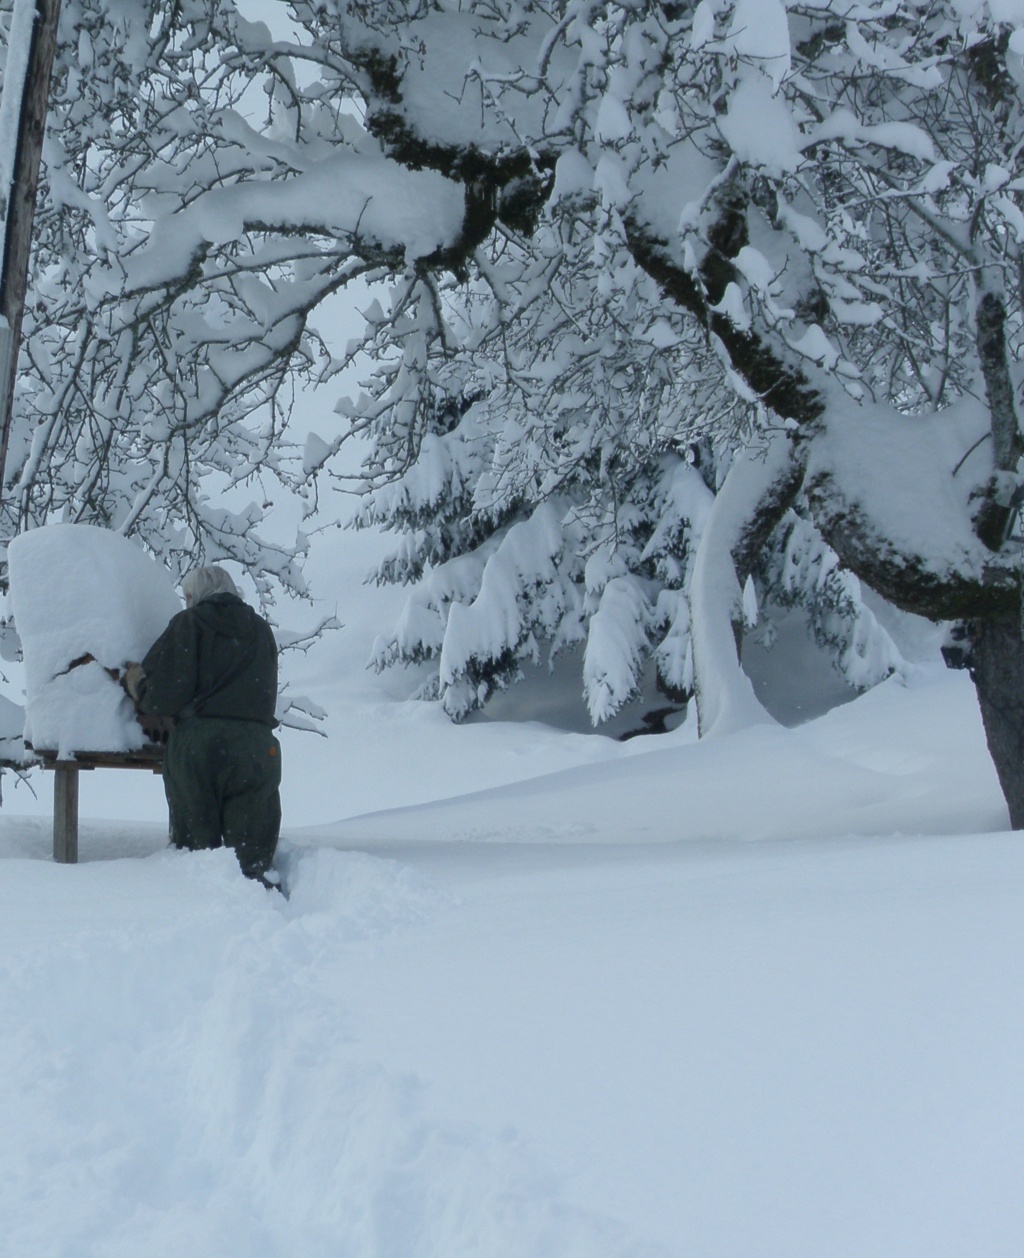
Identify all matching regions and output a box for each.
[0,0,63,492]
[52,760,78,863]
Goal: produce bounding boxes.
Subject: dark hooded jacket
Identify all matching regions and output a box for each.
[137,593,277,725]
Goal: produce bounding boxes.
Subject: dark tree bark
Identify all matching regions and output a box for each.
[972,616,1024,827]
[0,0,63,494]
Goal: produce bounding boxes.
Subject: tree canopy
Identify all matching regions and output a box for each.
[10,0,1024,805]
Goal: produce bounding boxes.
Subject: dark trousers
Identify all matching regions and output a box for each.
[163,717,281,878]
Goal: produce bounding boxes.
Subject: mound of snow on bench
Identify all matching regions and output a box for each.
[8,524,180,758]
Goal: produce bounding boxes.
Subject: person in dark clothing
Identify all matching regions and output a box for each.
[125,566,282,886]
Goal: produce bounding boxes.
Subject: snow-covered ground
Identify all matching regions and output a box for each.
[1,504,1021,1256]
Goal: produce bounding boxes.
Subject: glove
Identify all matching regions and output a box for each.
[122,662,146,701]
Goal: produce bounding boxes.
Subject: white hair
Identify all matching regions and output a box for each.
[182,565,239,606]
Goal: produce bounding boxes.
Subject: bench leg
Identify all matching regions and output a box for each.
[53,763,79,864]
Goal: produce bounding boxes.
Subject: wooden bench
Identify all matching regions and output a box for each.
[29,717,172,863]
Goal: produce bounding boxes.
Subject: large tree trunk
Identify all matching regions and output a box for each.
[0,0,63,496]
[689,428,806,736]
[972,615,1024,827]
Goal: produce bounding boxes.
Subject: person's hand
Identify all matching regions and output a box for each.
[122,662,145,700]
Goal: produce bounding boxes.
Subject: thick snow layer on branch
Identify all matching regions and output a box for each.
[728,0,791,91]
[123,155,465,292]
[8,524,181,757]
[388,11,568,151]
[719,75,801,174]
[810,391,994,580]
